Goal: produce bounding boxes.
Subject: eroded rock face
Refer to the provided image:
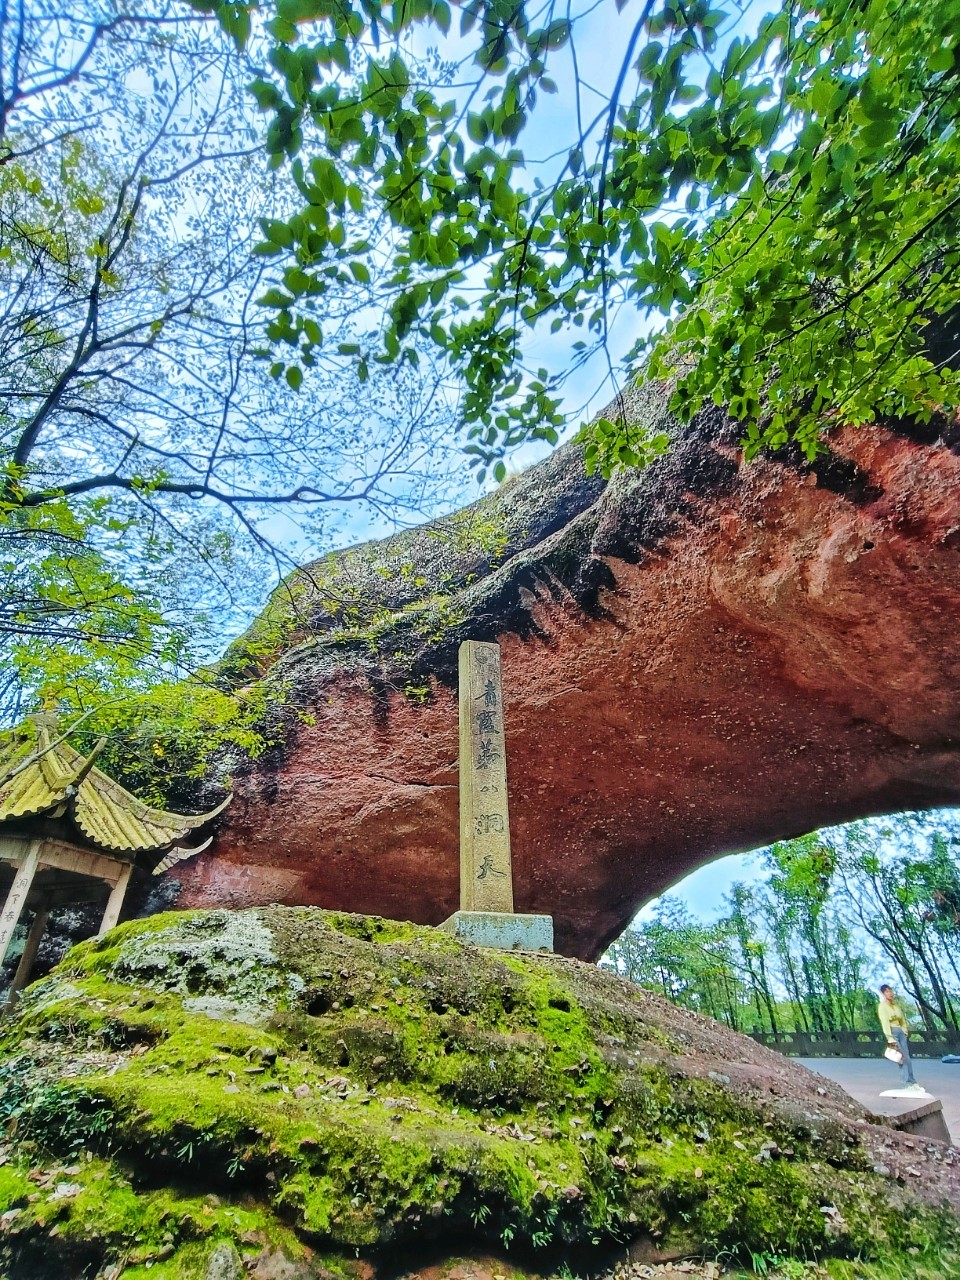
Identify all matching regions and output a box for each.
[177,387,960,959]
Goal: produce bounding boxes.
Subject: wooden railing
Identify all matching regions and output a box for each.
[749,1029,960,1058]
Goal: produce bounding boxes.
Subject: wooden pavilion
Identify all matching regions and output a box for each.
[0,713,230,1005]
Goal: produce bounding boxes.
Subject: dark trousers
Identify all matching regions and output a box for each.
[892,1027,916,1085]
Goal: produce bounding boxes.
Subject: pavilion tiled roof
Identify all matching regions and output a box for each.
[0,715,230,861]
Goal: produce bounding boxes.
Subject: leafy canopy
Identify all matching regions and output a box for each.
[205,0,960,478]
[0,1,466,734]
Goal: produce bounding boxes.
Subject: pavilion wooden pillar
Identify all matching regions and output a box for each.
[4,906,49,1010]
[0,839,41,964]
[98,861,133,936]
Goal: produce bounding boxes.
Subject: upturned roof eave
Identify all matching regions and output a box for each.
[0,719,231,857]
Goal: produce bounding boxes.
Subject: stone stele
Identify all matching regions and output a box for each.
[442,639,553,951]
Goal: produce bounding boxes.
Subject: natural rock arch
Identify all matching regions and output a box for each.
[174,382,960,959]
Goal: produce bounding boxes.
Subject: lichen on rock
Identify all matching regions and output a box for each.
[0,907,958,1279]
[109,909,299,1022]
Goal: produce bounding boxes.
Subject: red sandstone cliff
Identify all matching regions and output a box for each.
[174,384,960,959]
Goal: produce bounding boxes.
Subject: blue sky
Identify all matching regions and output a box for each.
[645,848,766,921]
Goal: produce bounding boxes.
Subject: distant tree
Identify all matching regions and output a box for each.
[763,892,813,1034]
[208,0,960,478]
[837,816,960,1035]
[725,884,779,1035]
[604,897,745,1030]
[917,833,960,936]
[604,814,960,1041]
[766,835,847,1032]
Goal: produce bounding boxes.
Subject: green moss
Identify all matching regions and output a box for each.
[217,567,312,683]
[0,1149,320,1278]
[214,482,515,694]
[824,1253,960,1280]
[0,1164,31,1212]
[2,907,958,1276]
[51,441,537,806]
[728,1246,960,1279]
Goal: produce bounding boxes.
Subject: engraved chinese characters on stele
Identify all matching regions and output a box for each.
[458,640,514,912]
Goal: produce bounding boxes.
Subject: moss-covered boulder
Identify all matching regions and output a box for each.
[1,908,958,1279]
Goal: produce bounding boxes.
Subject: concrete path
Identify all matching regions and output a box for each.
[796,1056,960,1144]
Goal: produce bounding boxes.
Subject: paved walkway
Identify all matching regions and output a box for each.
[796,1056,960,1143]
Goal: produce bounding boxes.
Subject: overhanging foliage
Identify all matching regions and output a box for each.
[205,0,960,476]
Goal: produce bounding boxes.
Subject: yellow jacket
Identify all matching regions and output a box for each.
[878,998,909,1041]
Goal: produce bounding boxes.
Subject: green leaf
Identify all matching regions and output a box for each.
[249,78,282,110]
[260,219,294,247]
[467,113,487,144]
[257,288,294,309]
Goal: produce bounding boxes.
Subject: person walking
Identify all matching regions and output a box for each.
[877,984,924,1094]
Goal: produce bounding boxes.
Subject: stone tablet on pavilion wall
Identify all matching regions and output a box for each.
[458,640,514,913]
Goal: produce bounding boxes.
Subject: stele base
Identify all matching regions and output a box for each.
[440,911,554,952]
